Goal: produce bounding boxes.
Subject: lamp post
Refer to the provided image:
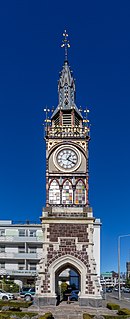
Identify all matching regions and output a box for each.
[118,234,130,300]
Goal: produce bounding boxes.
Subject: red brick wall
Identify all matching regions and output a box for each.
[48,223,89,242]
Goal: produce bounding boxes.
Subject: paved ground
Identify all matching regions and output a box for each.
[28,298,129,319]
[25,294,130,319]
[104,292,130,309]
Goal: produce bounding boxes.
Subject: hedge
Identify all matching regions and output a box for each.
[102,316,129,319]
[0,311,53,319]
[83,314,93,319]
[107,303,120,310]
[83,315,130,319]
[39,313,54,319]
[0,300,32,309]
[118,308,130,315]
[0,311,38,318]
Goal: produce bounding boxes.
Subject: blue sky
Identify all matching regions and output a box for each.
[0,0,130,273]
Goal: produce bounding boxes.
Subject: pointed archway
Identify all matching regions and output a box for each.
[48,255,87,299]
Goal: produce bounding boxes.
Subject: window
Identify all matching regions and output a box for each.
[18,263,25,270]
[0,246,5,253]
[75,180,86,205]
[29,230,36,237]
[29,263,37,271]
[0,230,5,237]
[29,247,36,254]
[0,263,5,269]
[18,230,25,237]
[49,179,60,204]
[18,246,25,253]
[62,180,73,204]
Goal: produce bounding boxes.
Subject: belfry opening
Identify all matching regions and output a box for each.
[35,31,102,307]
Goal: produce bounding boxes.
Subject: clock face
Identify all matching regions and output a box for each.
[53,145,81,172]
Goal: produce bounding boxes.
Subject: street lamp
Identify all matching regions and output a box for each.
[118,234,130,300]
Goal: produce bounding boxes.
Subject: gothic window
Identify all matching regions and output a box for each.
[75,180,86,205]
[49,179,60,204]
[62,180,73,204]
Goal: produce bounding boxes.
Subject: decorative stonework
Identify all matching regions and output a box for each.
[36,206,101,304]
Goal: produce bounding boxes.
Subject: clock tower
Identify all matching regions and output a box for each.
[36,31,102,306]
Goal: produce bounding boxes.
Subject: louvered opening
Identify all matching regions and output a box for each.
[62,113,71,126]
[54,115,60,126]
[75,116,80,126]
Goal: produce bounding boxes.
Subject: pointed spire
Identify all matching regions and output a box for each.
[61,30,70,62]
[51,31,82,119]
[58,60,75,109]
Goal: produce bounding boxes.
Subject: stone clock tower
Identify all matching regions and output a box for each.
[36,31,102,306]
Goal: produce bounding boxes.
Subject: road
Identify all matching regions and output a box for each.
[103,291,130,309]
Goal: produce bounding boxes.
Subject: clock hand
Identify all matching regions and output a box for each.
[66,154,71,160]
[67,158,76,165]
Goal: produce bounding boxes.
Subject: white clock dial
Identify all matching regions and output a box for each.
[53,145,81,172]
[57,149,78,169]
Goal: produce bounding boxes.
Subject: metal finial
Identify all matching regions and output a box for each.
[61,30,70,61]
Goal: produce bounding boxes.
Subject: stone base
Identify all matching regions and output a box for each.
[34,296,57,306]
[79,297,102,307]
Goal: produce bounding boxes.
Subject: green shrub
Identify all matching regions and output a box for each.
[0,280,19,293]
[83,315,129,319]
[107,303,120,310]
[83,314,93,319]
[0,314,9,319]
[0,311,38,318]
[103,316,128,319]
[118,308,130,315]
[0,300,32,309]
[39,313,54,319]
[60,282,68,292]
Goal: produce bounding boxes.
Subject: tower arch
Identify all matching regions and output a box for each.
[48,255,86,296]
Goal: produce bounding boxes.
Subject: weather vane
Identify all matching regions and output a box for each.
[61,30,70,61]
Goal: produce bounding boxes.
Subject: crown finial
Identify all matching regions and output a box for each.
[61,30,70,62]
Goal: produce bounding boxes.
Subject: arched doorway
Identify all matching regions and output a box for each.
[55,264,80,303]
[48,255,87,304]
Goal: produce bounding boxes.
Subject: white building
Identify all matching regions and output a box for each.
[0,220,43,286]
[0,218,100,289]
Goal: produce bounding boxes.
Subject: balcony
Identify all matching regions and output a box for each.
[0,236,43,243]
[45,125,90,139]
[0,252,42,259]
[0,269,37,277]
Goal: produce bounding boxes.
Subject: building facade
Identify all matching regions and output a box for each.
[100,272,118,287]
[36,32,102,306]
[0,220,43,286]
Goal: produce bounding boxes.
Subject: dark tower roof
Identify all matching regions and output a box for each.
[52,31,82,119]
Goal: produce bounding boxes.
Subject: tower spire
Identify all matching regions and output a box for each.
[61,30,70,62]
